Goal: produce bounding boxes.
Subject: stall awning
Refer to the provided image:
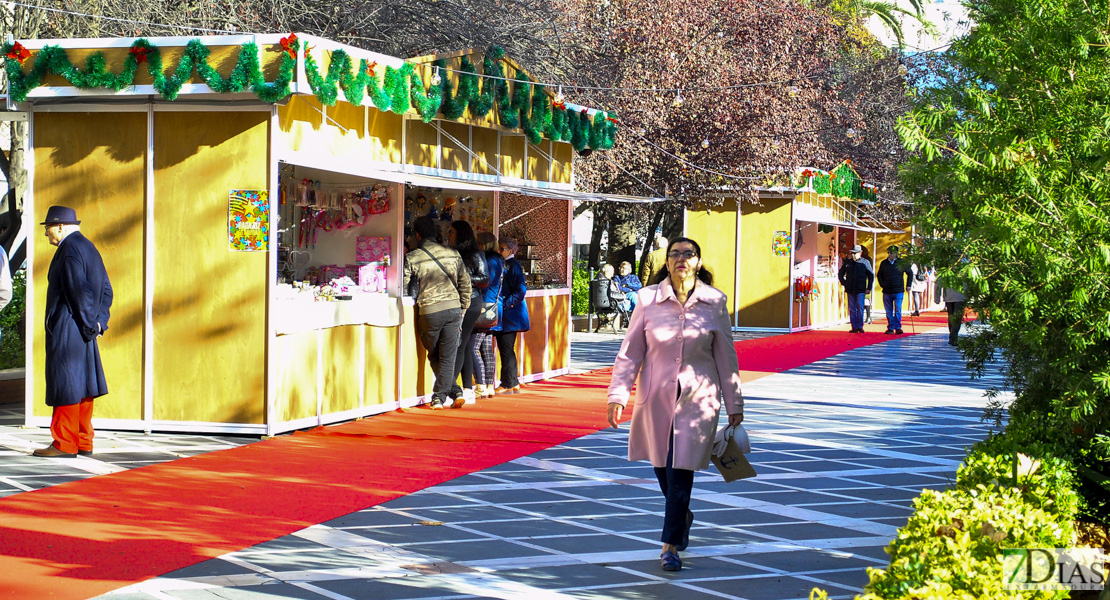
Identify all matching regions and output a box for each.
[360,168,664,203]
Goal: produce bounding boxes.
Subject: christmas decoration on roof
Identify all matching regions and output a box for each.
[795,161,878,202]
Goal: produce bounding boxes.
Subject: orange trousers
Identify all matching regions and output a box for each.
[50,398,95,454]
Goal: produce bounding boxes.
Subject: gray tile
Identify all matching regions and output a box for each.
[528,533,659,554]
[163,558,258,579]
[696,574,841,600]
[349,523,486,544]
[400,539,554,562]
[568,581,735,600]
[166,585,323,600]
[744,523,880,540]
[740,549,879,573]
[492,563,650,588]
[234,548,371,572]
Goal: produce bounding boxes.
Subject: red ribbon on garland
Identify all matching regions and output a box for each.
[129,45,149,65]
[364,61,377,77]
[5,41,30,64]
[280,33,298,59]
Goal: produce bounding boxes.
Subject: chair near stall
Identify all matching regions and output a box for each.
[589,278,630,333]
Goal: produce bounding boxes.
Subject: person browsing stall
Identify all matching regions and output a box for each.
[34,206,113,458]
[606,237,744,572]
[403,216,472,409]
[470,232,504,399]
[494,236,529,394]
[447,220,489,406]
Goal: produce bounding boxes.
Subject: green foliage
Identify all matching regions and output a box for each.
[810,434,1081,600]
[0,41,617,150]
[796,164,878,201]
[897,0,1110,445]
[571,260,590,315]
[0,271,25,371]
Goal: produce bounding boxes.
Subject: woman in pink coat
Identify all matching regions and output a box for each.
[607,237,745,572]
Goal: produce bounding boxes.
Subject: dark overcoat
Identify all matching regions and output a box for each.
[499,257,530,333]
[45,231,113,407]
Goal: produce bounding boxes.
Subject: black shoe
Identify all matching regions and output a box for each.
[660,550,682,572]
[884,329,894,335]
[949,339,958,346]
[895,329,904,335]
[78,449,94,457]
[430,398,445,410]
[677,510,694,551]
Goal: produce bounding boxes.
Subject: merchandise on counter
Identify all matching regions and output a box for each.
[356,236,391,265]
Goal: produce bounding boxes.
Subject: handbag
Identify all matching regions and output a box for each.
[711,424,756,482]
[474,264,504,329]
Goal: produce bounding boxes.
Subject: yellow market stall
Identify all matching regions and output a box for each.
[5,33,617,434]
[685,162,912,332]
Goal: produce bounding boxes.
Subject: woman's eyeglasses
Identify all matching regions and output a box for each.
[667,251,697,260]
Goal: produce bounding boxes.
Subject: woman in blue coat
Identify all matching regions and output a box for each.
[471,232,505,398]
[495,236,530,393]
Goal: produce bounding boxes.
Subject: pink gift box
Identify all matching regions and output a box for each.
[356,236,391,265]
[323,265,346,284]
[359,263,388,293]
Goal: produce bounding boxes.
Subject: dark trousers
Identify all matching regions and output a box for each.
[418,307,463,401]
[846,292,865,329]
[946,301,966,343]
[653,433,695,546]
[494,331,520,388]
[451,303,482,394]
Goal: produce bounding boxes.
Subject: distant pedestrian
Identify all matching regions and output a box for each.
[35,206,113,458]
[0,245,12,320]
[943,286,967,346]
[494,236,529,394]
[404,216,472,409]
[909,263,928,316]
[876,245,912,334]
[838,245,873,333]
[639,236,668,285]
[614,261,643,311]
[607,237,744,573]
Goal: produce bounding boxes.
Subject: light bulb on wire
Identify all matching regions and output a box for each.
[673,91,684,108]
[701,137,710,149]
[555,86,565,103]
[430,67,441,86]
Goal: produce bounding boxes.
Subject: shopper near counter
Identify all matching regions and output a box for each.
[494,236,529,394]
[447,221,489,405]
[615,261,643,311]
[403,216,472,409]
[471,232,504,399]
[34,206,114,458]
[607,237,744,572]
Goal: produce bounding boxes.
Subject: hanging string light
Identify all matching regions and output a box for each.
[555,85,565,104]
[701,137,710,149]
[673,90,684,108]
[788,85,800,98]
[430,66,441,86]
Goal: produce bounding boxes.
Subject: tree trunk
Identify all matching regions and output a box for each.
[606,204,638,268]
[587,204,607,270]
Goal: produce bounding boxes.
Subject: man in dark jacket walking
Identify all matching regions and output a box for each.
[838,245,874,333]
[34,206,113,458]
[876,245,912,335]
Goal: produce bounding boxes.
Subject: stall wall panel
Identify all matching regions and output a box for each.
[327,101,367,159]
[364,325,398,405]
[551,143,573,185]
[400,305,436,400]
[405,121,439,169]
[31,112,146,420]
[275,332,319,422]
[519,296,547,377]
[499,135,525,179]
[277,96,324,155]
[738,198,792,329]
[547,293,571,371]
[152,111,269,423]
[367,109,404,164]
[440,122,470,173]
[526,141,551,183]
[322,325,361,414]
[685,199,738,321]
[471,127,498,176]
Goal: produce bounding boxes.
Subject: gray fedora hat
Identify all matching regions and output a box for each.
[41,205,81,225]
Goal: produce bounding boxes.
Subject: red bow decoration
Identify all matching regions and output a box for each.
[280,33,298,59]
[5,41,30,64]
[830,174,838,180]
[129,45,149,65]
[552,100,566,110]
[606,116,618,124]
[802,169,813,177]
[364,61,377,77]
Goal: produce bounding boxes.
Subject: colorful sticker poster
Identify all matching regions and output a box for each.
[229,190,270,252]
[772,231,792,257]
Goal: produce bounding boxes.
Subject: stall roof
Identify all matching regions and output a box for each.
[362,167,663,203]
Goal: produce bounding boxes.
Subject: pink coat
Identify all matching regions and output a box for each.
[608,279,744,471]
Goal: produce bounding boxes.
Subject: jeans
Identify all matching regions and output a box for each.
[495,331,520,388]
[450,303,482,394]
[653,432,694,546]
[845,292,865,330]
[417,307,463,401]
[883,292,903,330]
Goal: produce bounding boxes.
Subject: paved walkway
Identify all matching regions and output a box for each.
[0,327,1005,600]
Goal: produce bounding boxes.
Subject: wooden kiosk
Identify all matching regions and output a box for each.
[5,33,617,434]
[685,162,914,332]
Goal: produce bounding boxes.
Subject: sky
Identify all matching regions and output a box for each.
[866,0,972,52]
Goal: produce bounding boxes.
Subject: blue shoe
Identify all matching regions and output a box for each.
[660,550,682,572]
[677,510,694,551]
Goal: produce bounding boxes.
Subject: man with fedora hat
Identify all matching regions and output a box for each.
[838,244,874,333]
[33,205,113,458]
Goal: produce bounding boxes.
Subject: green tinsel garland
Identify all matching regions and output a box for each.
[2,39,618,150]
[799,164,877,202]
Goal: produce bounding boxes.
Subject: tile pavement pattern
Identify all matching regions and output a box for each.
[0,328,1006,600]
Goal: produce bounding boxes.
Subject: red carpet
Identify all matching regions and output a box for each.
[0,311,950,599]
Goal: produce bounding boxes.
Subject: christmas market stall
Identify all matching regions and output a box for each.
[4,33,617,434]
[684,162,913,332]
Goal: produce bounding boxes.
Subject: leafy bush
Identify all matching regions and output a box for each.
[810,435,1081,600]
[0,270,25,370]
[571,260,589,315]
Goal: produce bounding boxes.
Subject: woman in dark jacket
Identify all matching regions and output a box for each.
[448,221,489,405]
[495,236,530,393]
[472,232,504,398]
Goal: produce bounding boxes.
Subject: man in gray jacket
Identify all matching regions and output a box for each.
[404,216,472,409]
